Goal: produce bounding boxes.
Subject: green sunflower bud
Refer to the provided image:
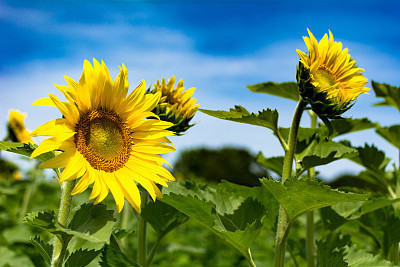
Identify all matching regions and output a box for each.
[150,76,199,135]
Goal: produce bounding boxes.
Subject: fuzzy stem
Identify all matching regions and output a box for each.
[51,180,75,267]
[137,193,149,266]
[120,201,131,249]
[274,99,307,267]
[306,112,317,267]
[146,234,162,267]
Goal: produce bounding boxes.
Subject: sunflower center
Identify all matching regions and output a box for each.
[75,109,132,172]
[313,68,337,90]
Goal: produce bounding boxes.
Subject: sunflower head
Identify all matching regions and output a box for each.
[296,29,369,121]
[151,76,199,135]
[7,110,33,144]
[31,59,176,213]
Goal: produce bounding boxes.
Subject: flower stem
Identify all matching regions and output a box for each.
[137,193,149,267]
[306,111,317,267]
[274,99,307,267]
[146,234,162,267]
[51,180,75,267]
[18,182,34,223]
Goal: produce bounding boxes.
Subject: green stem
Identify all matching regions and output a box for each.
[120,201,130,249]
[146,234,162,267]
[247,248,257,267]
[51,180,75,267]
[18,182,34,223]
[274,99,307,267]
[137,193,149,267]
[306,112,317,267]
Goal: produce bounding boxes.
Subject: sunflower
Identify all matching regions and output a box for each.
[151,76,199,135]
[296,29,369,120]
[7,110,33,144]
[30,59,176,213]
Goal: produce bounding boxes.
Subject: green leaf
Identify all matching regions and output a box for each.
[25,204,116,252]
[343,245,394,266]
[68,203,116,251]
[68,203,115,234]
[316,233,349,267]
[371,80,400,112]
[256,152,284,177]
[327,118,378,138]
[296,138,358,171]
[30,236,53,265]
[332,196,400,220]
[160,180,268,262]
[141,200,189,239]
[0,246,35,267]
[376,125,400,149]
[100,234,139,267]
[349,144,390,175]
[0,141,60,176]
[261,178,368,223]
[246,81,300,101]
[200,105,279,133]
[65,248,102,267]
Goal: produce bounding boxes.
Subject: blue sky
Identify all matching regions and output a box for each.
[1,0,400,180]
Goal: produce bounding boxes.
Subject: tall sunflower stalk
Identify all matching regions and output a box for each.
[274,29,369,267]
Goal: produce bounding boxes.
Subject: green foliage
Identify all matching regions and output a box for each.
[326,118,378,138]
[0,246,35,267]
[160,180,275,262]
[30,236,52,264]
[349,144,390,176]
[261,178,368,222]
[25,203,116,265]
[246,81,300,101]
[376,125,400,149]
[0,141,60,176]
[141,200,189,239]
[256,152,284,177]
[296,138,358,172]
[65,248,101,267]
[343,245,394,266]
[100,235,139,267]
[200,105,279,133]
[371,80,400,111]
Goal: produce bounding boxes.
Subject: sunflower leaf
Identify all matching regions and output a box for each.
[348,144,390,175]
[343,245,394,266]
[324,118,378,138]
[332,197,400,220]
[261,178,368,223]
[160,180,274,262]
[296,138,358,171]
[29,236,53,264]
[67,203,116,251]
[200,106,279,133]
[141,200,189,239]
[246,81,300,101]
[376,125,400,149]
[0,141,60,177]
[371,80,400,112]
[256,152,284,177]
[64,248,101,267]
[99,234,139,267]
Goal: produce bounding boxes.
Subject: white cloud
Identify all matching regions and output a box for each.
[2,22,400,181]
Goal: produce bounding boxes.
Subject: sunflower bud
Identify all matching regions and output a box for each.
[151,76,199,135]
[7,110,33,144]
[296,29,369,129]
